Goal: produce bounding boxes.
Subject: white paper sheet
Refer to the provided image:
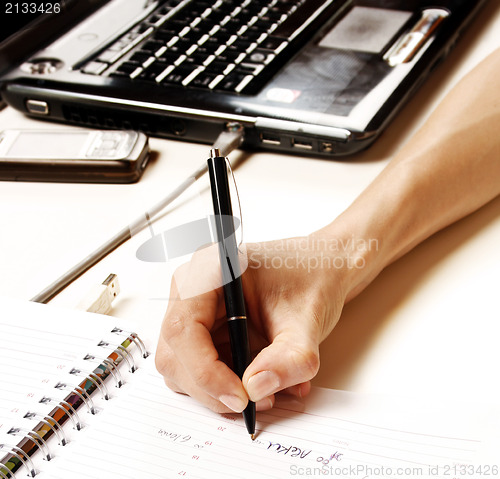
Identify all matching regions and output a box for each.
[1,298,498,479]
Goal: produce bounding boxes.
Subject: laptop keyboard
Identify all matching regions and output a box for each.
[81,0,331,94]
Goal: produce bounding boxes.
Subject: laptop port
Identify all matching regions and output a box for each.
[26,99,49,115]
[260,133,281,146]
[321,142,335,153]
[291,138,313,150]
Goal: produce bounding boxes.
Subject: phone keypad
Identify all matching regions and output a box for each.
[87,132,135,159]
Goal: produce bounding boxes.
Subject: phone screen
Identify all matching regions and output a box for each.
[6,131,92,159]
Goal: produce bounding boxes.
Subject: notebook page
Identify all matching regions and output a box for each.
[1,297,498,478]
[0,297,151,476]
[43,360,499,479]
[0,301,98,445]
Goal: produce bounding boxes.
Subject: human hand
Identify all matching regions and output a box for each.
[155,234,354,414]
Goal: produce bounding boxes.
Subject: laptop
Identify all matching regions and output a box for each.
[0,0,487,157]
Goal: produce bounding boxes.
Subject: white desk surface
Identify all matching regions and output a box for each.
[1,1,499,406]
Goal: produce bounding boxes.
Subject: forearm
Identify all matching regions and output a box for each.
[316,48,500,301]
[157,49,499,410]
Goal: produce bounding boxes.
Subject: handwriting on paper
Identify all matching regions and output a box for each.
[266,442,312,459]
[157,429,191,442]
[317,451,344,464]
[157,429,210,449]
[253,437,345,464]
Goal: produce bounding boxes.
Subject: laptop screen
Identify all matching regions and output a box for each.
[0,0,111,76]
[1,8,43,44]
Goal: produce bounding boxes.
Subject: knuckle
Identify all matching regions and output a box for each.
[154,349,174,378]
[289,343,320,380]
[191,365,214,390]
[154,342,181,383]
[162,313,186,342]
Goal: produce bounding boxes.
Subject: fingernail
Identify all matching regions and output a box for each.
[247,371,281,402]
[256,397,274,411]
[219,394,247,413]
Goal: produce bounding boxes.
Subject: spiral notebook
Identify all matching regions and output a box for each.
[1,297,498,479]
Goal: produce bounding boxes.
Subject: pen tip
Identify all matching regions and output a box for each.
[250,434,255,441]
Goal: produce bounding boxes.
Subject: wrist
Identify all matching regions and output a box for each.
[309,219,389,303]
[311,155,436,301]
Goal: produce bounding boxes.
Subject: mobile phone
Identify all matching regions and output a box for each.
[0,129,150,183]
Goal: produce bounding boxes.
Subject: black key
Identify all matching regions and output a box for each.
[171,16,196,29]
[215,49,241,63]
[240,31,262,43]
[243,18,273,33]
[260,11,286,23]
[139,62,170,81]
[113,62,140,76]
[161,64,199,84]
[191,20,214,34]
[273,0,328,38]
[162,0,182,9]
[141,40,165,53]
[156,51,181,64]
[162,71,186,85]
[169,38,193,54]
[272,1,298,14]
[149,13,165,24]
[183,29,206,44]
[185,52,212,66]
[158,5,173,15]
[109,70,129,78]
[196,41,223,55]
[188,1,211,15]
[133,23,152,34]
[205,10,225,24]
[234,10,255,24]
[129,51,151,64]
[158,20,186,34]
[154,29,178,42]
[207,31,232,46]
[220,18,244,34]
[259,36,287,51]
[228,40,252,54]
[235,64,260,74]
[216,1,241,15]
[245,49,275,64]
[204,60,231,74]
[242,4,264,15]
[191,72,220,88]
[216,71,247,91]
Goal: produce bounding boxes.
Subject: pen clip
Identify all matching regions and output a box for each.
[224,156,244,249]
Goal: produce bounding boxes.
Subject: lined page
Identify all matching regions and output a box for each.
[1,298,498,479]
[0,301,99,443]
[43,361,498,479]
[0,297,150,473]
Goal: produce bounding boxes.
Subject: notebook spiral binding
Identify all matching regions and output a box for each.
[0,329,148,478]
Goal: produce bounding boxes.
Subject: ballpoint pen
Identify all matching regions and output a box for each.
[207,148,256,440]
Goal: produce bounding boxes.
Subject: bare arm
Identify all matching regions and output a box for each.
[156,49,500,412]
[323,47,500,301]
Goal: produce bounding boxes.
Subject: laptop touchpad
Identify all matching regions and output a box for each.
[319,7,412,54]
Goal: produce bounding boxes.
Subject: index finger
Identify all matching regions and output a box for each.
[159,281,249,413]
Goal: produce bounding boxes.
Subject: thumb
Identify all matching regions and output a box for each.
[242,333,320,403]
